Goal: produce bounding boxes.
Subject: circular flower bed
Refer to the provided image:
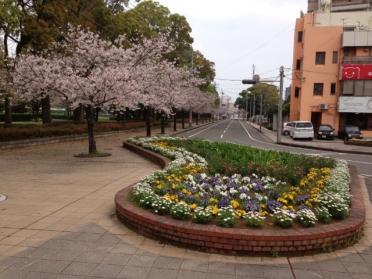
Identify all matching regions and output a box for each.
[127,137,352,229]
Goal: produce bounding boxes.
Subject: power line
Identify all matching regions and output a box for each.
[222,25,294,71]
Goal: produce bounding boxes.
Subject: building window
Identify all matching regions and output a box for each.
[315,52,326,65]
[298,31,303,43]
[331,83,336,95]
[332,51,338,64]
[313,83,324,96]
[295,87,301,98]
[296,59,301,70]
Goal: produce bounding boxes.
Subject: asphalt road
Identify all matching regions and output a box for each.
[178,120,372,199]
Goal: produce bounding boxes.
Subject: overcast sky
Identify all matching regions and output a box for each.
[156,0,308,101]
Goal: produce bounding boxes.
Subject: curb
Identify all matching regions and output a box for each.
[278,142,372,156]
[249,123,372,156]
[170,121,218,136]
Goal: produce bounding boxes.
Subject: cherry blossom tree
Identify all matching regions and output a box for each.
[12,26,172,155]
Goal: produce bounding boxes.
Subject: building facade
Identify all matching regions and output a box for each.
[290,0,372,136]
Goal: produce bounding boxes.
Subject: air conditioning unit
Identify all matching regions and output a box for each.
[320,103,329,110]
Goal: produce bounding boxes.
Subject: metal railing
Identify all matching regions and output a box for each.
[343,56,372,64]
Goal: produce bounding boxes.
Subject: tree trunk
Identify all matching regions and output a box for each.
[73,105,84,122]
[160,114,165,135]
[31,100,40,122]
[173,113,177,131]
[189,110,193,128]
[4,96,12,126]
[196,113,199,125]
[146,107,152,137]
[85,106,97,154]
[182,111,185,129]
[95,107,100,122]
[41,96,52,124]
[3,32,9,59]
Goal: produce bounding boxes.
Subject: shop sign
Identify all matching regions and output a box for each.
[342,64,372,80]
[339,96,372,113]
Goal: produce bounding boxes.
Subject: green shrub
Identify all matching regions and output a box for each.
[170,202,191,220]
[245,212,265,228]
[314,207,332,224]
[165,139,335,185]
[217,208,236,228]
[192,207,213,224]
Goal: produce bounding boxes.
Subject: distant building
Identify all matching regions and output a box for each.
[290,0,372,136]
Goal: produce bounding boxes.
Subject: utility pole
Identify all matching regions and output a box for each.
[259,92,263,132]
[245,91,249,121]
[277,66,285,144]
[189,50,194,127]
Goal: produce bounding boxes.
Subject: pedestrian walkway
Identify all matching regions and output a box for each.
[250,123,372,155]
[0,128,371,278]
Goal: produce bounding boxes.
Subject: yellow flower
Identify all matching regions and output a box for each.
[189,204,197,210]
[235,209,247,218]
[231,200,240,209]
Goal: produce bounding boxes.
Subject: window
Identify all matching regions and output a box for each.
[315,52,326,65]
[298,31,303,43]
[313,83,324,96]
[296,59,301,70]
[332,51,338,64]
[331,83,336,95]
[294,87,301,98]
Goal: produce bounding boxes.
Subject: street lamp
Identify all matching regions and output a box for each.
[242,66,285,144]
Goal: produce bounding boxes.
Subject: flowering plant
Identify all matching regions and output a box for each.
[245,211,265,228]
[129,137,351,228]
[296,208,318,227]
[217,207,236,228]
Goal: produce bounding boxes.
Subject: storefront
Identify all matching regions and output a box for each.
[338,96,372,136]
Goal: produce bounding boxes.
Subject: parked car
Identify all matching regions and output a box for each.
[290,121,314,140]
[282,122,294,136]
[317,124,335,140]
[338,126,363,141]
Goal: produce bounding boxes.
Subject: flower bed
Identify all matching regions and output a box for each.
[126,137,351,229]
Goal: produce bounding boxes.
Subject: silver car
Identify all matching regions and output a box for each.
[290,121,314,140]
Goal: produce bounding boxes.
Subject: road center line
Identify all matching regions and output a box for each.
[188,121,226,138]
[220,121,233,139]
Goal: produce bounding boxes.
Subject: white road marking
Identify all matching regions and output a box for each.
[347,160,372,166]
[187,121,226,138]
[220,120,233,139]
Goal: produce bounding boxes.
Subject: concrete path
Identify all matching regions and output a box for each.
[0,128,371,278]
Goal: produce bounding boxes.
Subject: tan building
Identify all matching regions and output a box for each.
[290,0,372,136]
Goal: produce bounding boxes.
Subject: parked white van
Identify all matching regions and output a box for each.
[290,121,314,140]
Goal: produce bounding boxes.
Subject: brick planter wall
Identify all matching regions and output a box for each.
[116,142,366,255]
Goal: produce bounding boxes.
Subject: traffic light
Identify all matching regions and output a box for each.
[242,74,260,85]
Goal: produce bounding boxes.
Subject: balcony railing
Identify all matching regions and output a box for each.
[344,56,372,64]
[331,0,371,11]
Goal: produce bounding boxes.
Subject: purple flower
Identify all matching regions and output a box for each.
[218,196,230,208]
[295,194,309,205]
[245,199,260,212]
[267,200,282,213]
[253,179,265,192]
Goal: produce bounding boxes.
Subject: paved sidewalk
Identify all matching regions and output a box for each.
[250,123,372,155]
[0,127,371,278]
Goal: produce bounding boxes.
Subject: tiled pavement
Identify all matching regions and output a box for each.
[0,129,372,278]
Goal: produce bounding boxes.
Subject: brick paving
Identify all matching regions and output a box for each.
[0,127,371,278]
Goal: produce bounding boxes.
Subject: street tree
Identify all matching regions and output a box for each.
[12,26,174,155]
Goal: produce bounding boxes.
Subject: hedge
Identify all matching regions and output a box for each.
[0,121,163,142]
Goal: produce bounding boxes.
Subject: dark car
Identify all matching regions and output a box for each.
[338,126,363,140]
[317,124,335,140]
